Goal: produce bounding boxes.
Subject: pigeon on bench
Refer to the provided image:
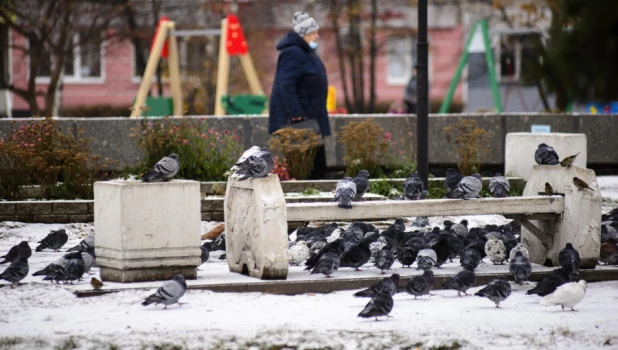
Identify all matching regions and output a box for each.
[535,143,559,165]
[142,154,180,182]
[447,174,482,200]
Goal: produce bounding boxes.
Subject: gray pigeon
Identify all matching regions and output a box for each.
[200,243,210,265]
[535,143,559,165]
[334,177,357,209]
[67,234,95,252]
[310,251,341,278]
[64,252,86,284]
[374,248,395,274]
[0,256,29,288]
[442,269,476,296]
[32,255,69,284]
[558,243,581,281]
[142,274,187,309]
[357,291,394,321]
[233,150,275,181]
[447,173,482,199]
[354,274,400,298]
[352,170,370,201]
[142,154,180,182]
[509,243,529,261]
[403,173,425,200]
[231,146,260,173]
[416,248,437,270]
[475,278,512,308]
[444,168,463,191]
[489,173,510,198]
[509,251,532,285]
[0,241,32,265]
[401,270,435,299]
[80,247,96,275]
[36,229,68,252]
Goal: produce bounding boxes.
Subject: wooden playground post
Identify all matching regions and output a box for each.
[239,54,264,95]
[214,18,230,115]
[167,22,183,116]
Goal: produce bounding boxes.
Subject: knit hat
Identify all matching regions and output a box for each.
[293,11,319,36]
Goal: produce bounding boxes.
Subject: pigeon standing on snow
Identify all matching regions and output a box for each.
[341,238,373,271]
[374,248,395,274]
[142,154,180,182]
[403,173,427,200]
[416,248,437,270]
[199,243,210,265]
[558,243,581,281]
[485,236,507,264]
[447,174,482,199]
[64,252,86,284]
[35,229,68,252]
[334,177,357,209]
[489,173,509,198]
[442,269,476,296]
[509,243,529,261]
[67,234,95,252]
[142,275,187,309]
[0,255,29,288]
[233,150,275,181]
[540,280,587,311]
[309,241,342,278]
[396,245,418,268]
[352,170,370,201]
[354,274,400,298]
[401,270,435,299]
[444,168,463,192]
[475,278,512,308]
[32,255,70,283]
[80,247,96,275]
[288,241,310,266]
[231,146,260,173]
[535,143,560,165]
[0,241,32,265]
[509,251,532,285]
[357,290,394,321]
[526,267,571,296]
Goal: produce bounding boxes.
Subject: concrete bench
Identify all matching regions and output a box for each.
[224,165,601,280]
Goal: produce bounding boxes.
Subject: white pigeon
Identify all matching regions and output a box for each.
[326,228,342,243]
[485,236,507,264]
[369,236,388,257]
[509,243,530,261]
[288,241,310,266]
[231,146,260,173]
[540,280,587,311]
[416,248,437,270]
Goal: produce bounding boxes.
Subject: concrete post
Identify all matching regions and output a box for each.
[94,180,202,282]
[224,174,288,279]
[521,165,601,269]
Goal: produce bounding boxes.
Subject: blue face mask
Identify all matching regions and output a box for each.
[309,41,318,50]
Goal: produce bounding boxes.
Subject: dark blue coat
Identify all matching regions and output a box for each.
[269,31,331,136]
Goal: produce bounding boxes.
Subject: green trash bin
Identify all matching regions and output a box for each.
[221,94,268,115]
[133,96,174,117]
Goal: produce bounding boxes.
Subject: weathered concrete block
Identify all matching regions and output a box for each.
[505,133,587,180]
[201,212,212,221]
[94,180,201,282]
[69,214,94,223]
[0,203,16,215]
[224,174,288,279]
[212,212,224,221]
[15,202,52,215]
[33,215,69,223]
[521,165,601,269]
[52,201,89,214]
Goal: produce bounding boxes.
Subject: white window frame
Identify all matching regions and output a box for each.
[131,39,159,84]
[32,33,105,85]
[386,35,432,86]
[492,28,544,83]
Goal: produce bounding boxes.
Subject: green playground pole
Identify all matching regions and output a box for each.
[439,21,480,114]
[481,19,503,113]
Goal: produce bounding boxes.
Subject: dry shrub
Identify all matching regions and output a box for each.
[443,119,493,175]
[337,118,390,176]
[268,128,322,180]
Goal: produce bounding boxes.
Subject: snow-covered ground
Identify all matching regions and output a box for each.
[0,177,617,349]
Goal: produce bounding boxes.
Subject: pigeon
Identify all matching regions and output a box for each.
[80,247,96,274]
[448,220,469,238]
[64,252,86,284]
[334,177,357,209]
[354,274,400,298]
[427,233,450,267]
[341,238,373,271]
[442,269,476,296]
[540,280,587,311]
[489,173,509,198]
[447,174,482,199]
[475,278,512,308]
[35,229,68,252]
[444,168,463,192]
[560,152,580,167]
[509,243,529,261]
[32,256,69,284]
[90,277,104,290]
[305,239,344,271]
[67,234,95,252]
[526,267,571,296]
[460,246,483,271]
[396,246,418,268]
[142,274,187,309]
[0,256,29,288]
[416,249,437,270]
[600,239,617,265]
[352,170,370,201]
[509,251,532,285]
[401,270,435,299]
[357,290,394,321]
[0,241,32,265]
[535,143,559,165]
[233,150,275,180]
[142,153,180,182]
[403,173,425,200]
[369,236,388,257]
[573,177,594,191]
[288,241,310,266]
[310,250,340,278]
[343,225,364,242]
[200,243,210,265]
[485,236,507,264]
[231,146,260,173]
[374,248,395,273]
[558,243,581,281]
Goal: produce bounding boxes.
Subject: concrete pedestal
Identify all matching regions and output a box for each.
[224,174,288,279]
[94,180,201,282]
[521,165,601,269]
[505,133,587,180]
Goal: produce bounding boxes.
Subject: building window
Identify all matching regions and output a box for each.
[496,32,542,84]
[132,38,167,83]
[386,36,417,85]
[33,34,104,83]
